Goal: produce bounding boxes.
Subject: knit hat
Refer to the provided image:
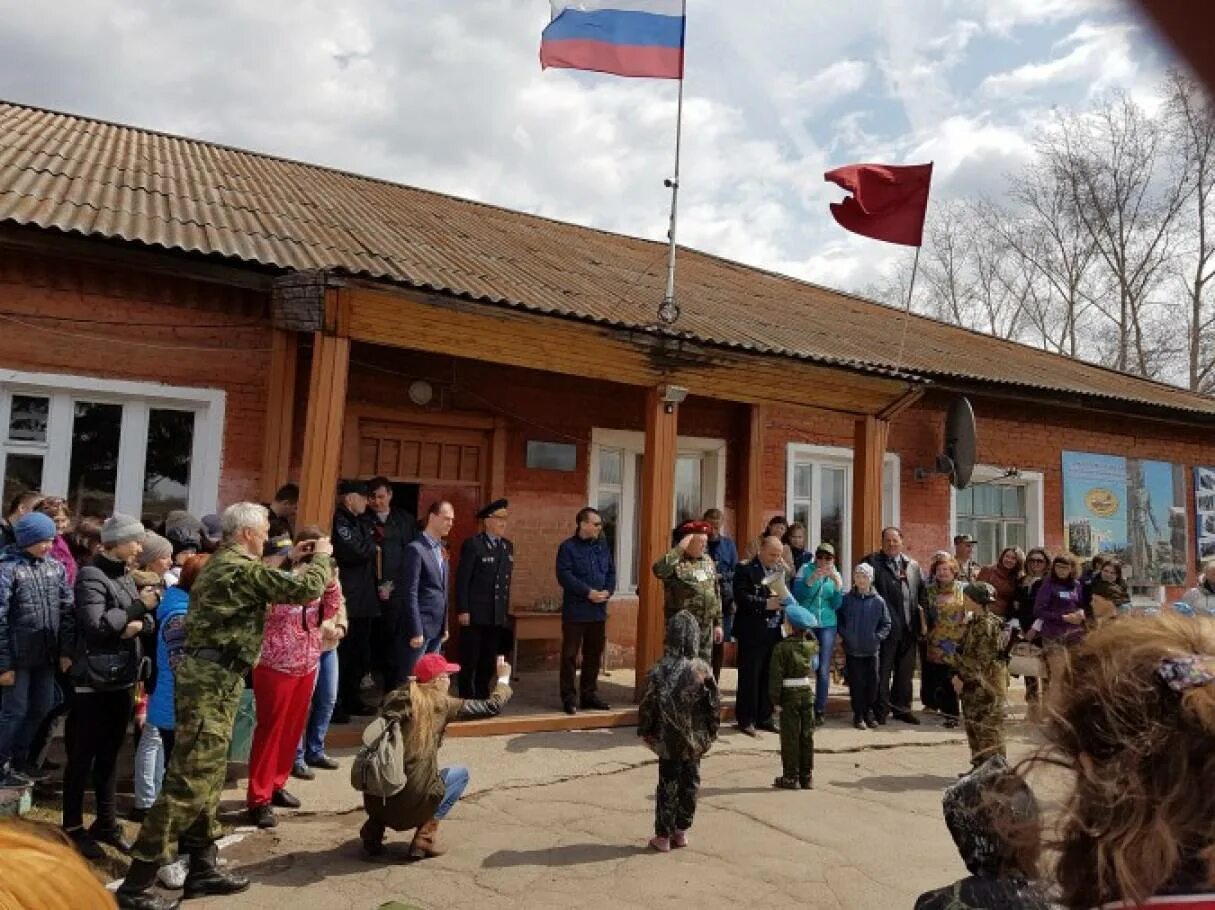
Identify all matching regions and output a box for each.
[101,513,146,546]
[854,563,875,582]
[137,532,173,567]
[13,512,57,548]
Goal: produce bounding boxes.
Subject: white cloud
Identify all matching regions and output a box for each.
[980,21,1138,99]
[0,0,1168,301]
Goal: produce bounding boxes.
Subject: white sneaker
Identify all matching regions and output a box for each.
[158,855,189,889]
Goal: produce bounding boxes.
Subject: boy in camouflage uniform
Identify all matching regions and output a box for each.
[951,582,1009,770]
[652,520,722,663]
[638,610,719,852]
[117,503,335,910]
[768,602,820,790]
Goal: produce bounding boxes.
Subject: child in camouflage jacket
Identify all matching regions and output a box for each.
[952,582,1009,771]
[768,601,820,790]
[638,610,720,853]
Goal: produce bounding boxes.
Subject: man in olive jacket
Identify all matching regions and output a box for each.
[118,502,334,910]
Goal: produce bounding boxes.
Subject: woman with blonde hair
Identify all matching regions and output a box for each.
[0,820,115,908]
[359,651,511,860]
[924,554,967,729]
[1027,612,1215,907]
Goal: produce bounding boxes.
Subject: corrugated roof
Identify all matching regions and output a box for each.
[1,100,1213,418]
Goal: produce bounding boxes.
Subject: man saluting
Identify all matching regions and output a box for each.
[455,499,514,699]
[653,520,723,664]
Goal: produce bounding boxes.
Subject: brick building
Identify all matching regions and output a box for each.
[1,102,1212,693]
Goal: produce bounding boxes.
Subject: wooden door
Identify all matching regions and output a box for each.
[357,421,486,487]
[352,417,489,657]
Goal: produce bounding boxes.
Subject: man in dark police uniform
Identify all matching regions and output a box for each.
[455,498,514,699]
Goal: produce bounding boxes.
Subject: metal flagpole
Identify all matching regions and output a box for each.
[657,0,688,325]
[891,244,922,374]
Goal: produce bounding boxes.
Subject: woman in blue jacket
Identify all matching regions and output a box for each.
[791,543,844,725]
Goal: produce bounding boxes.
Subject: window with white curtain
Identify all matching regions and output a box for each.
[589,430,726,594]
[786,444,901,574]
[0,370,224,524]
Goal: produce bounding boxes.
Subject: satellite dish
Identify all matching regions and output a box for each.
[941,397,977,489]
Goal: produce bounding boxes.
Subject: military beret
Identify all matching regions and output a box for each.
[338,479,369,496]
[476,498,509,520]
[679,520,713,535]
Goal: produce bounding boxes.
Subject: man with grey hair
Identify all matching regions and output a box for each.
[118,502,335,910]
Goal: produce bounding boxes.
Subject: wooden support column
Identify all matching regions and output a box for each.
[736,403,767,542]
[297,290,351,531]
[259,328,299,502]
[851,415,891,564]
[634,386,679,701]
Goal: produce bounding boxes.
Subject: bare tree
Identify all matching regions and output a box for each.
[994,168,1099,358]
[1040,92,1193,377]
[1164,70,1215,393]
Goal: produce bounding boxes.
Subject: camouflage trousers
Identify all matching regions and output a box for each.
[131,656,244,864]
[655,757,700,837]
[960,677,1006,767]
[778,686,815,781]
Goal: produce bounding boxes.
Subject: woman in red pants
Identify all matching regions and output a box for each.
[246,527,343,828]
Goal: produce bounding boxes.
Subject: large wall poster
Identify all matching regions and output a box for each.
[1062,452,1188,585]
[1198,467,1215,561]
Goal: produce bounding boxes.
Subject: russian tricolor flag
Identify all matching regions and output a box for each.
[541,1,686,80]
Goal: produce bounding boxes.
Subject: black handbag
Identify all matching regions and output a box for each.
[73,648,142,691]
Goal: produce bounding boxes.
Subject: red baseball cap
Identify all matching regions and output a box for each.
[679,520,713,535]
[413,653,460,684]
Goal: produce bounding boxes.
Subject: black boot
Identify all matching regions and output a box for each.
[116,859,181,910]
[182,843,250,898]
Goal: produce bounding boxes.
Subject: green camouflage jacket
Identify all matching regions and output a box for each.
[956,610,1006,688]
[185,543,334,666]
[652,547,722,632]
[768,634,820,704]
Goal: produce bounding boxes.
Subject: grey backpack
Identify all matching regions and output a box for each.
[350,715,407,800]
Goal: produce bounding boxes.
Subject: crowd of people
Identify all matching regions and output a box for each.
[2,484,1214,908]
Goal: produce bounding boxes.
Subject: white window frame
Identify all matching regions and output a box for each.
[949,464,1044,555]
[587,428,727,594]
[0,369,226,518]
[784,443,901,575]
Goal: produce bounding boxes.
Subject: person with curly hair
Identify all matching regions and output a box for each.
[1025,612,1215,908]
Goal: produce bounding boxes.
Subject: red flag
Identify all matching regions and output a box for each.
[824,162,933,247]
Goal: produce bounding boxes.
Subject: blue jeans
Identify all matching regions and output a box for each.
[0,663,56,770]
[811,627,837,715]
[297,650,339,764]
[401,634,444,680]
[434,764,469,820]
[132,723,166,810]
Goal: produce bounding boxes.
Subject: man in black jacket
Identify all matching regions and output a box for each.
[731,537,786,736]
[366,476,417,694]
[862,526,924,725]
[455,498,513,699]
[332,480,378,720]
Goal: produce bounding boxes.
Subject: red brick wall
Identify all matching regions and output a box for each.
[0,251,272,508]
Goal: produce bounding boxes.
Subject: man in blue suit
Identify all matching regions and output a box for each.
[400,501,455,680]
[555,507,616,714]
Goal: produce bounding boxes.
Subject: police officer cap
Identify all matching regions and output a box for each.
[476,498,509,520]
[338,479,369,497]
[679,520,713,536]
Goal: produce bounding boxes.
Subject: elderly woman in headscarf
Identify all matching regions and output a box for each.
[637,610,720,853]
[914,756,1052,909]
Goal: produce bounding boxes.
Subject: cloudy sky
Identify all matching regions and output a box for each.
[0,0,1176,293]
